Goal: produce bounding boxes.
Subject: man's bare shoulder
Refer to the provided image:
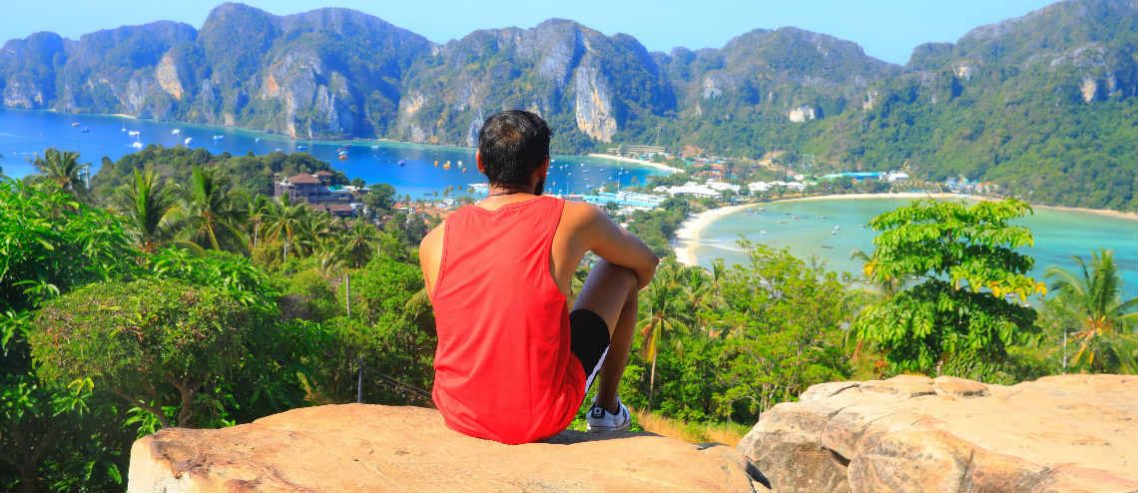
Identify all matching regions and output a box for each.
[419,221,445,259]
[560,199,606,228]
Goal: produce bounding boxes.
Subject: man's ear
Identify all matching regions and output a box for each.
[476,150,485,174]
[536,156,550,180]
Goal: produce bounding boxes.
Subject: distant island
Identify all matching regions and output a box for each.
[0,0,1135,211]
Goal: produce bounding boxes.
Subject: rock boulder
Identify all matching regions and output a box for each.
[738,374,1138,493]
[128,404,759,492]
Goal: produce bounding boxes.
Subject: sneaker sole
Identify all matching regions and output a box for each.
[585,421,631,433]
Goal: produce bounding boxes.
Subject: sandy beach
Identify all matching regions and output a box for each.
[670,192,1137,267]
[673,203,761,266]
[587,153,684,174]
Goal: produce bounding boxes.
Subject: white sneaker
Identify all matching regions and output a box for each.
[586,397,631,432]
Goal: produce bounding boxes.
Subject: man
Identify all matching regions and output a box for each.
[418,110,659,445]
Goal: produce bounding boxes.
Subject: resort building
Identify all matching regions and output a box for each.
[273,171,360,216]
[748,180,807,193]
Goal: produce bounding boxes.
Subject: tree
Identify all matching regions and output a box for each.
[711,243,850,420]
[31,279,254,429]
[851,199,1045,381]
[363,183,396,219]
[172,166,246,253]
[261,195,310,263]
[0,181,136,493]
[339,219,381,269]
[637,260,694,410]
[117,168,176,253]
[1045,249,1138,373]
[31,149,87,197]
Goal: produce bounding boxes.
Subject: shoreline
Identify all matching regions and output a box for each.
[587,153,684,174]
[672,192,1137,267]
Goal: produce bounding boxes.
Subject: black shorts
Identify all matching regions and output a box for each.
[569,309,611,393]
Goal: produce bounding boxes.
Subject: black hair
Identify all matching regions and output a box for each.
[477,110,552,188]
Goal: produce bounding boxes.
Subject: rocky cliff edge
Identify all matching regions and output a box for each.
[127,403,760,492]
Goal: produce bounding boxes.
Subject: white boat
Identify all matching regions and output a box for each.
[130,141,143,149]
[183,137,193,146]
[212,135,224,141]
[127,130,140,137]
[171,129,181,136]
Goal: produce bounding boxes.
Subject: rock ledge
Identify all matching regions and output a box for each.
[737,374,1138,493]
[128,404,757,492]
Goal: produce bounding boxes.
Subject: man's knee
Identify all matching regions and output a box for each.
[596,260,637,292]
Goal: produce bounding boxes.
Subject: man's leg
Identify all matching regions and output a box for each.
[573,259,638,414]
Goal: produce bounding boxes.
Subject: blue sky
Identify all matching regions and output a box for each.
[4,0,1057,65]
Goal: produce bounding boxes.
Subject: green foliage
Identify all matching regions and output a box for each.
[170,165,248,253]
[710,244,851,420]
[30,279,254,428]
[626,197,693,258]
[1044,249,1138,373]
[0,180,137,492]
[852,199,1044,381]
[303,256,436,405]
[116,167,177,253]
[0,180,135,312]
[616,246,853,426]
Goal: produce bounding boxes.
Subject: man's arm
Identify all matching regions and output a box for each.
[579,204,659,289]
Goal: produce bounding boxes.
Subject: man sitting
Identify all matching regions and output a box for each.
[418,110,659,444]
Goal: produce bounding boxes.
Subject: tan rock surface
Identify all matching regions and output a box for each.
[738,374,1138,493]
[128,403,758,493]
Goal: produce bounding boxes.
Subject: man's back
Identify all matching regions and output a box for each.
[427,196,583,444]
[419,110,657,444]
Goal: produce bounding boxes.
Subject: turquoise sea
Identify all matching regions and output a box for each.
[690,197,1138,299]
[0,109,664,198]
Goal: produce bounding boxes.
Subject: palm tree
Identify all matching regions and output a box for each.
[851,248,901,296]
[120,167,176,253]
[172,165,247,252]
[32,148,87,194]
[262,194,310,262]
[637,261,694,410]
[1046,249,1138,372]
[243,192,271,253]
[339,219,381,268]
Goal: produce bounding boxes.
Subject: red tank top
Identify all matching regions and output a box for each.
[430,196,585,444]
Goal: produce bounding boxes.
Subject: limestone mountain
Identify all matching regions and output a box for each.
[395,19,676,148]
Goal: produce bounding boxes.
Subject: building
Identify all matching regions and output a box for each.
[275,173,336,203]
[273,172,359,216]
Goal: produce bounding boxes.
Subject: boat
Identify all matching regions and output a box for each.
[254,137,261,143]
[433,160,439,167]
[171,129,181,136]
[821,245,834,249]
[71,122,80,127]
[443,161,451,170]
[296,144,307,151]
[130,141,143,149]
[212,135,224,141]
[127,130,140,137]
[397,160,406,166]
[371,145,380,150]
[337,153,348,161]
[184,137,193,146]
